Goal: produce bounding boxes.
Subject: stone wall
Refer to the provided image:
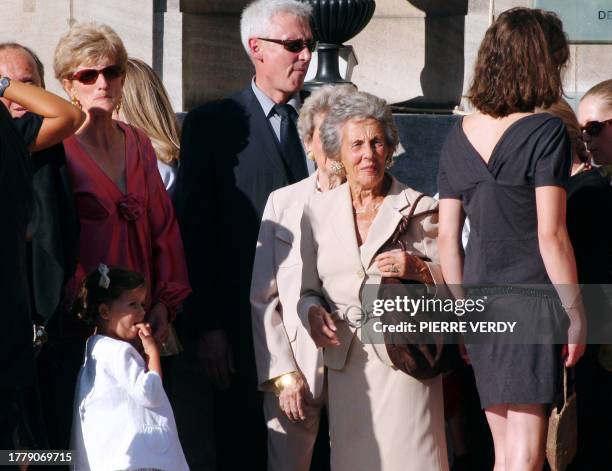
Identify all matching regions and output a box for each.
[180,0,252,110]
[0,0,610,112]
[0,0,153,99]
[348,0,612,110]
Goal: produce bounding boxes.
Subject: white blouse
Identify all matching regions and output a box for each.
[157,160,178,197]
[71,335,189,471]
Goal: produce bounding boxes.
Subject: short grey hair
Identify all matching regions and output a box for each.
[320,90,399,160]
[240,0,312,57]
[297,84,357,143]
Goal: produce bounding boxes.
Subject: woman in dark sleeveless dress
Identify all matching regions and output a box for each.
[437,9,585,471]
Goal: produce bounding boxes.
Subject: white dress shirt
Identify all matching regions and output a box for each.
[251,78,316,175]
[72,335,189,471]
[157,159,178,196]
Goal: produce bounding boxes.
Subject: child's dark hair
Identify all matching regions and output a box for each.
[72,264,146,324]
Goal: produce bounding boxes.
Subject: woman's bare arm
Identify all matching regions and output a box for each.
[536,186,586,366]
[3,79,85,151]
[438,199,465,286]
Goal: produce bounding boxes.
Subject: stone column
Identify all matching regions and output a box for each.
[346,0,468,110]
[180,0,252,110]
[154,0,183,111]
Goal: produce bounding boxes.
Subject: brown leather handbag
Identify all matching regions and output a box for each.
[377,194,455,380]
[546,367,577,471]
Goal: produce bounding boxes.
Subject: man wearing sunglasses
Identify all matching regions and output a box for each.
[174,1,318,469]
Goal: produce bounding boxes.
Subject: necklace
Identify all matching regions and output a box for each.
[353,202,382,215]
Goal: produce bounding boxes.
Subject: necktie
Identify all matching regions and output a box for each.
[274,104,308,183]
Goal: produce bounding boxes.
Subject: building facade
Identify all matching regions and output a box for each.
[2,0,610,111]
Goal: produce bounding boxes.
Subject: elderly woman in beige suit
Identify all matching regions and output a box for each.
[250,84,355,471]
[297,90,449,471]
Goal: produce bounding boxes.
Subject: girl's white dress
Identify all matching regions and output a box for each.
[72,335,189,471]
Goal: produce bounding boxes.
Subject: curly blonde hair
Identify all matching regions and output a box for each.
[53,22,127,81]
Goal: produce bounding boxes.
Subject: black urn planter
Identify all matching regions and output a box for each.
[302,0,376,90]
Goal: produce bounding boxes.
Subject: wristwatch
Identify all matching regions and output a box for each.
[0,76,11,97]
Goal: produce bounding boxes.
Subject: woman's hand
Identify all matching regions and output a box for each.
[376,249,433,283]
[565,344,585,367]
[198,329,235,390]
[147,302,170,344]
[277,372,310,422]
[564,315,586,367]
[308,305,340,348]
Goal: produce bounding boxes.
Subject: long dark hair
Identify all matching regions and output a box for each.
[72,265,145,324]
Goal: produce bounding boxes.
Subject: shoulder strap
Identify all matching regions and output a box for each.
[389,193,428,248]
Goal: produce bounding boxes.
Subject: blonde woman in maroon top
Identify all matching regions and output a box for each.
[54,23,191,342]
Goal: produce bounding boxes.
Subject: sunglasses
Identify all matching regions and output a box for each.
[70,65,123,84]
[581,118,612,137]
[257,37,318,53]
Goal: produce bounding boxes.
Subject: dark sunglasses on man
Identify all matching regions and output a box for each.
[581,118,612,137]
[70,65,123,84]
[257,37,318,53]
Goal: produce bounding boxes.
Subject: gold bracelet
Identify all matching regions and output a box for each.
[273,372,297,395]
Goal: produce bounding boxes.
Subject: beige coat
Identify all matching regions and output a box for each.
[250,173,325,399]
[297,176,443,371]
[296,175,448,471]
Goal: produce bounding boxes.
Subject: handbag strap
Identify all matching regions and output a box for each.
[388,193,436,251]
[378,193,438,286]
[563,366,575,402]
[563,366,568,403]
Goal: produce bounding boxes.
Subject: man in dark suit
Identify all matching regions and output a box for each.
[173,0,315,468]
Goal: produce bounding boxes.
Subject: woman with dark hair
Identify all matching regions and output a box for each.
[437,8,585,471]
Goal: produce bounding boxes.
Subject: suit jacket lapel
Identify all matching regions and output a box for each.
[241,86,288,179]
[359,178,410,269]
[278,173,317,230]
[330,183,361,264]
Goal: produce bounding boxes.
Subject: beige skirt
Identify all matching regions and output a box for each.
[327,338,449,471]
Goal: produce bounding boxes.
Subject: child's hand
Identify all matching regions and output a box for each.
[135,322,162,377]
[136,323,159,355]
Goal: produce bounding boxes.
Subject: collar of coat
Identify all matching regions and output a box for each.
[324,175,438,271]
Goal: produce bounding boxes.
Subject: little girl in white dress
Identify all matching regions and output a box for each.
[71,264,189,471]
